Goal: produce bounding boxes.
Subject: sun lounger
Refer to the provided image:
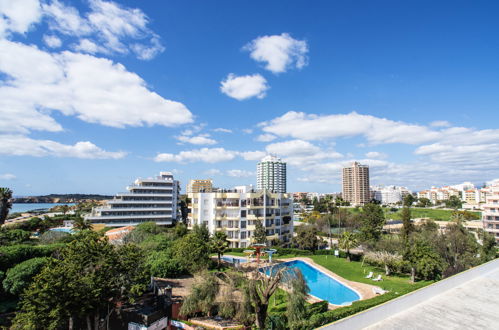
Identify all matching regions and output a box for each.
[365,271,373,279]
[372,275,382,281]
[372,287,388,295]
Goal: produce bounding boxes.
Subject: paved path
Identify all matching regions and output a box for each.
[365,266,499,330]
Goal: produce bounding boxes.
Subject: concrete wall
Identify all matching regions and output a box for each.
[320,258,499,330]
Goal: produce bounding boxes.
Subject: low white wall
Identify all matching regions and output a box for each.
[320,258,499,330]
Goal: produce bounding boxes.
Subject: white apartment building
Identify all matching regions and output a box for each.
[482,184,499,243]
[417,186,461,204]
[342,162,370,205]
[188,185,293,248]
[257,155,287,193]
[86,172,180,227]
[372,185,411,205]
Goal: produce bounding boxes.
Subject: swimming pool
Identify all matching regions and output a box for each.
[261,260,360,305]
[221,256,247,264]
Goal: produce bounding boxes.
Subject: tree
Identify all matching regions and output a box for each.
[417,197,432,208]
[400,207,414,240]
[436,221,479,276]
[60,204,70,215]
[3,257,50,296]
[72,216,93,231]
[294,225,319,251]
[444,195,462,209]
[359,203,385,242]
[180,271,220,317]
[211,231,229,267]
[13,231,148,329]
[286,269,310,326]
[0,228,31,245]
[253,220,267,244]
[404,234,443,282]
[478,230,496,263]
[363,251,402,276]
[403,194,416,207]
[192,223,210,242]
[174,221,188,238]
[339,231,358,262]
[0,187,13,226]
[173,232,210,273]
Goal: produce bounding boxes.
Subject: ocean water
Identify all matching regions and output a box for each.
[11,203,75,213]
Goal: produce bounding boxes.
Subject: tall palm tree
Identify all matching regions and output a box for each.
[0,187,13,225]
[339,231,358,262]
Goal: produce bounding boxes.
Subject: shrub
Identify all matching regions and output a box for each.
[146,251,187,278]
[3,257,50,295]
[0,244,64,272]
[38,231,70,244]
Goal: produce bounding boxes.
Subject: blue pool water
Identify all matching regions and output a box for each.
[221,256,247,264]
[49,227,74,234]
[262,260,360,305]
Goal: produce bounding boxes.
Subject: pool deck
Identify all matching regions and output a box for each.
[223,254,378,308]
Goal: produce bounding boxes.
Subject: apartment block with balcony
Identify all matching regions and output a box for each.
[342,162,370,206]
[482,184,499,243]
[186,179,214,193]
[85,172,180,227]
[188,185,293,248]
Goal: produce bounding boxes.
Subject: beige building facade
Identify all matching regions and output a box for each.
[342,162,370,205]
[482,184,499,243]
[186,179,214,193]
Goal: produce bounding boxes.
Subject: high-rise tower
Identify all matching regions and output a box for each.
[257,155,286,193]
[342,162,370,205]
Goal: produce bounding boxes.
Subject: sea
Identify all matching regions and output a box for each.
[11,203,76,213]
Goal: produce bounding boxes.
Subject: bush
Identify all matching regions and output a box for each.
[0,244,64,272]
[146,251,187,278]
[38,231,70,244]
[3,257,50,295]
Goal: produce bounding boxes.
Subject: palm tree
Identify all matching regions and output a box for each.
[339,231,358,262]
[0,187,13,225]
[210,231,229,267]
[72,216,93,231]
[60,204,70,215]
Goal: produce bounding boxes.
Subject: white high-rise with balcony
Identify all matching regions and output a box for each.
[85,172,180,227]
[188,185,293,248]
[257,155,287,193]
[482,184,499,243]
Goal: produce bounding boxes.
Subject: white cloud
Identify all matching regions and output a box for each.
[213,128,232,133]
[73,38,103,54]
[176,134,217,145]
[0,40,193,133]
[0,134,126,159]
[265,139,343,166]
[239,150,266,161]
[204,168,222,176]
[430,120,451,127]
[226,169,254,177]
[244,33,308,73]
[255,133,277,142]
[155,148,237,163]
[242,128,253,134]
[0,0,42,36]
[365,151,387,159]
[43,34,61,48]
[220,73,269,100]
[260,111,440,144]
[0,173,16,180]
[40,0,164,59]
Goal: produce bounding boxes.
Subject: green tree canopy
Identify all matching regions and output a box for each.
[3,257,50,296]
[359,203,385,242]
[253,220,267,244]
[0,187,13,226]
[294,225,319,251]
[403,194,416,207]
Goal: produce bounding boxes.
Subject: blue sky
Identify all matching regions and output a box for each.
[1,0,499,195]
